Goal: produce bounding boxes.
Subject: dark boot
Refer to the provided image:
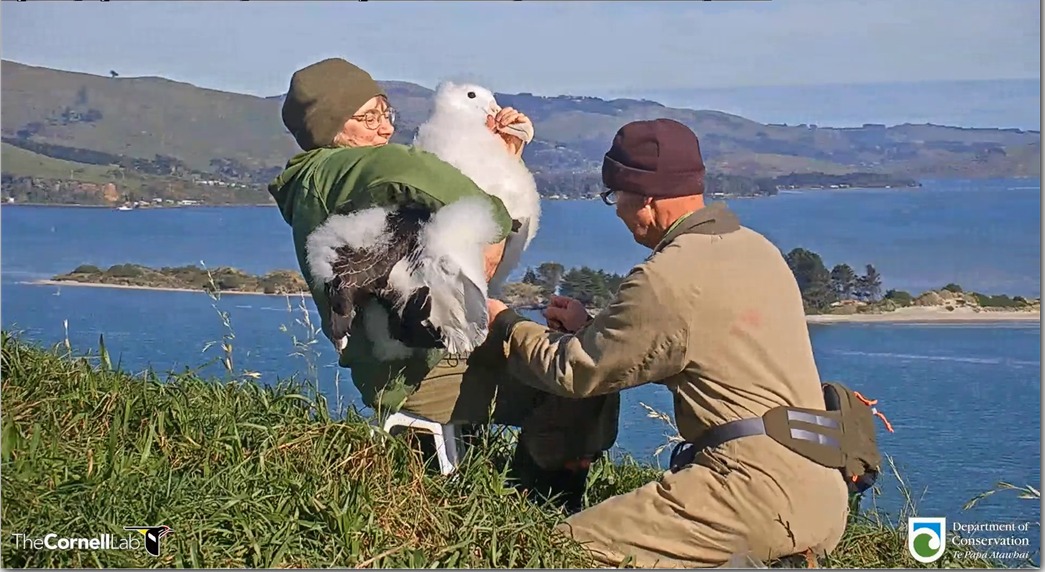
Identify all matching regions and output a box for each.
[507,443,599,515]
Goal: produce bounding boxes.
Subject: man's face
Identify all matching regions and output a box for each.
[613,190,657,248]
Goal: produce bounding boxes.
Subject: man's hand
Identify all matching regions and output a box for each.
[543,295,590,333]
[485,106,532,158]
[487,297,509,330]
[483,239,507,281]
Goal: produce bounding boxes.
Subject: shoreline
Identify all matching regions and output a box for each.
[0,190,907,208]
[3,202,276,209]
[805,309,1040,324]
[27,280,1041,324]
[29,279,308,298]
[1,181,955,211]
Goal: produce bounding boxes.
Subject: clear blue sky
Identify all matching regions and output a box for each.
[2,0,1040,98]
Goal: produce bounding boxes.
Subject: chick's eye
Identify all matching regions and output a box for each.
[467,91,476,99]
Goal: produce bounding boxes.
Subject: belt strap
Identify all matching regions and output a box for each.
[670,417,767,472]
[693,417,768,450]
[669,409,844,472]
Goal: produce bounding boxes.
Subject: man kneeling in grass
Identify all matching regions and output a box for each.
[486,119,856,567]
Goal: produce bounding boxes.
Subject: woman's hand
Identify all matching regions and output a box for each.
[485,106,532,158]
[487,297,509,330]
[483,239,506,281]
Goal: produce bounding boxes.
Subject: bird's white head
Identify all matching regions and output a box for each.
[432,81,502,122]
[430,80,534,144]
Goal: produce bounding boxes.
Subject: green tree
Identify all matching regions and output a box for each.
[856,264,882,302]
[599,269,625,295]
[559,266,618,307]
[521,268,539,286]
[785,248,836,312]
[883,289,913,306]
[106,264,143,278]
[534,262,565,298]
[830,264,858,299]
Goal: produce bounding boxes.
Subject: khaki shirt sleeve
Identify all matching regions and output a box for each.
[502,265,690,398]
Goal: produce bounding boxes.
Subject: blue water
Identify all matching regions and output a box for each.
[3,179,1040,297]
[2,178,1041,561]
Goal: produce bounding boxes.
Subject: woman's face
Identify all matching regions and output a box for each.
[335,95,395,147]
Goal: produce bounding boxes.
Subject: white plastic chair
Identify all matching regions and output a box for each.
[381,411,465,475]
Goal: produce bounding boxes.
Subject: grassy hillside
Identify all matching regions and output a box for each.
[0,141,270,207]
[1,59,1039,200]
[2,330,1025,568]
[711,152,855,178]
[1,61,297,172]
[1,142,121,183]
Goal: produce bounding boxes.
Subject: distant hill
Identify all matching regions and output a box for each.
[0,59,1039,206]
[611,79,1041,132]
[300,79,1044,180]
[1,61,298,173]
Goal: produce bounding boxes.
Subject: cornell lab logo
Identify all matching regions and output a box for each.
[123,526,172,557]
[908,517,947,563]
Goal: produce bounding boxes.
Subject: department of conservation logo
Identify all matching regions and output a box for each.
[908,517,947,563]
[123,525,172,557]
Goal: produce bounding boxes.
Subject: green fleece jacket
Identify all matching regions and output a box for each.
[268,143,513,410]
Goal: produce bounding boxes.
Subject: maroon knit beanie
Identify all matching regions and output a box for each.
[601,118,706,197]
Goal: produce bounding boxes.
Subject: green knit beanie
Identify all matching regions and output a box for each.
[281,58,387,151]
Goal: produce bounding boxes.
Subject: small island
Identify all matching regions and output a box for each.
[46,263,309,296]
[41,252,1040,324]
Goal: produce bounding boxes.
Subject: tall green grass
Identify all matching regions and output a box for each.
[1,330,596,567]
[1,287,1037,568]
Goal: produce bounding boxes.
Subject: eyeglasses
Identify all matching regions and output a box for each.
[350,106,397,130]
[600,189,652,206]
